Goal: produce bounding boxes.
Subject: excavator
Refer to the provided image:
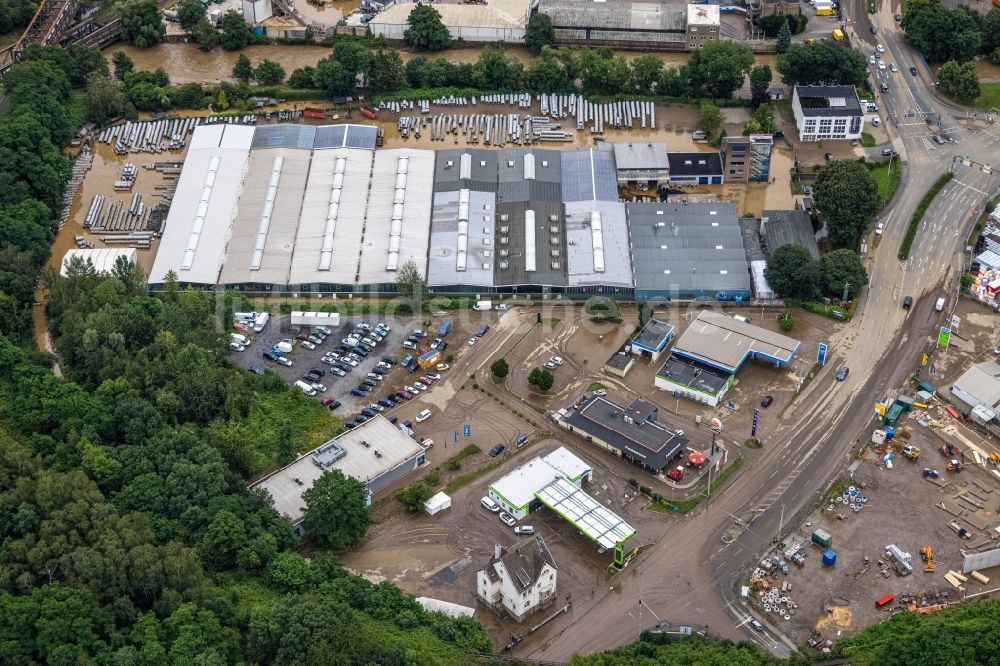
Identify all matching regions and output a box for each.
[920,546,936,573]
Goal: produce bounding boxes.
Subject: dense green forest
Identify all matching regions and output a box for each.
[1,41,999,666]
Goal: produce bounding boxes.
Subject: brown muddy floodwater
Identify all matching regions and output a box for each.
[292,0,360,27]
[109,42,777,86]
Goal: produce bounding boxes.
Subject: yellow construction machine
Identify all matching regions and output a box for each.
[920,546,936,573]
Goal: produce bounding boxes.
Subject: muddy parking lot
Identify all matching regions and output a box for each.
[749,404,1000,648]
[230,310,504,417]
[341,434,668,645]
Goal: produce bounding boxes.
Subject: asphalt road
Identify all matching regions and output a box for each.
[528,7,1000,661]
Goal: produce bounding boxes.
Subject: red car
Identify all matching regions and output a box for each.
[401,390,415,399]
[666,467,684,482]
[322,396,336,407]
[418,375,433,384]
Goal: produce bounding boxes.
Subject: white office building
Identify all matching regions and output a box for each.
[791,85,865,142]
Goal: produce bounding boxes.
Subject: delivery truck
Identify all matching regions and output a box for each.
[935,297,945,312]
[832,29,845,41]
[473,300,493,311]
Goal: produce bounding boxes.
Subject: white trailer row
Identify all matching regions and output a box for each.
[97,118,201,155]
[290,311,342,327]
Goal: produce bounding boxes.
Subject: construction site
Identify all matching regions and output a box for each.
[744,392,1000,650]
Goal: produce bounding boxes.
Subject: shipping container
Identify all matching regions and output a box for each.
[812,528,832,548]
[303,108,326,119]
[822,549,837,566]
[875,593,895,608]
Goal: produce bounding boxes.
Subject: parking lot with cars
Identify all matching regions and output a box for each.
[233,313,418,414]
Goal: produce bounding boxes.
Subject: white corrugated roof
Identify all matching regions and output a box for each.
[358,149,434,285]
[535,478,635,549]
[61,248,137,276]
[220,124,255,149]
[371,0,529,29]
[564,200,632,288]
[150,139,250,285]
[288,148,373,286]
[220,148,310,285]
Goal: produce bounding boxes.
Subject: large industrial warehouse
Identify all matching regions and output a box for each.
[147,124,779,300]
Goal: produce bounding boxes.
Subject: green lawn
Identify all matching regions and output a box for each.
[861,132,876,148]
[868,160,902,208]
[977,82,1000,110]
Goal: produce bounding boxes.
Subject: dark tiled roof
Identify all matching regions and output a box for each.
[794,85,863,118]
[667,152,723,177]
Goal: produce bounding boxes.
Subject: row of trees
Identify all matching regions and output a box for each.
[289,40,760,100]
[903,0,1000,64]
[765,245,869,300]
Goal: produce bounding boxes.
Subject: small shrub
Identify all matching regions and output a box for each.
[779,313,794,331]
[445,459,461,471]
[628,477,637,487]
[425,470,440,486]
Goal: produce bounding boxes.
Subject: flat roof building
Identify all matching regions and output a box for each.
[369,0,531,43]
[613,143,669,185]
[686,4,720,49]
[488,446,592,519]
[667,151,724,185]
[721,135,773,184]
[540,0,688,49]
[564,200,634,295]
[630,318,676,361]
[792,85,864,142]
[655,354,733,406]
[950,361,1000,413]
[250,416,426,533]
[671,310,801,373]
[627,202,751,301]
[558,395,688,472]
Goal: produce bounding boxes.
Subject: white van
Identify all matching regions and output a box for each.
[231,333,249,345]
[294,380,317,396]
[480,497,500,512]
[935,297,945,312]
[416,409,433,423]
[732,314,752,324]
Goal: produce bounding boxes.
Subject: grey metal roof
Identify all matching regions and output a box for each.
[433,149,499,194]
[540,0,686,31]
[497,149,562,203]
[794,85,863,118]
[252,124,317,150]
[952,362,1000,410]
[667,152,724,177]
[657,355,730,393]
[427,189,496,288]
[672,311,800,372]
[633,318,675,351]
[561,146,618,202]
[738,216,767,263]
[627,202,751,296]
[564,200,633,288]
[495,200,567,287]
[761,210,820,260]
[613,143,669,170]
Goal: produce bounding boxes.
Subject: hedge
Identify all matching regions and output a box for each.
[898,171,955,260]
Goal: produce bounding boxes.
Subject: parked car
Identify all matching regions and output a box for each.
[875,222,884,235]
[373,367,389,376]
[515,434,529,447]
[402,341,417,350]
[414,382,428,391]
[498,512,516,527]
[361,408,376,418]
[418,375,433,384]
[513,525,535,535]
[401,390,415,400]
[412,329,427,338]
[760,395,774,408]
[330,367,347,377]
[431,338,443,350]
[488,443,505,457]
[345,420,357,429]
[436,364,450,371]
[437,341,448,352]
[550,356,564,365]
[902,295,913,310]
[416,409,433,422]
[368,403,385,412]
[544,361,557,370]
[378,399,393,408]
[420,438,433,449]
[426,373,441,380]
[327,400,341,410]
[836,367,850,381]
[300,341,316,351]
[230,342,246,352]
[249,365,264,375]
[276,357,293,367]
[322,397,337,407]
[351,388,366,397]
[382,356,396,365]
[311,383,327,393]
[263,351,277,362]
[910,66,918,76]
[309,367,326,377]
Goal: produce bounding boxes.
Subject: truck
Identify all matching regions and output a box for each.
[832,29,845,41]
[438,320,452,337]
[935,297,945,312]
[473,300,492,311]
[816,6,835,15]
[291,311,341,327]
[253,312,270,332]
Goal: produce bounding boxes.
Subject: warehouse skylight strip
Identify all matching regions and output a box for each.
[318,156,347,271]
[591,211,605,273]
[525,210,537,272]
[456,189,470,272]
[387,156,408,271]
[250,155,284,270]
[181,156,220,270]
